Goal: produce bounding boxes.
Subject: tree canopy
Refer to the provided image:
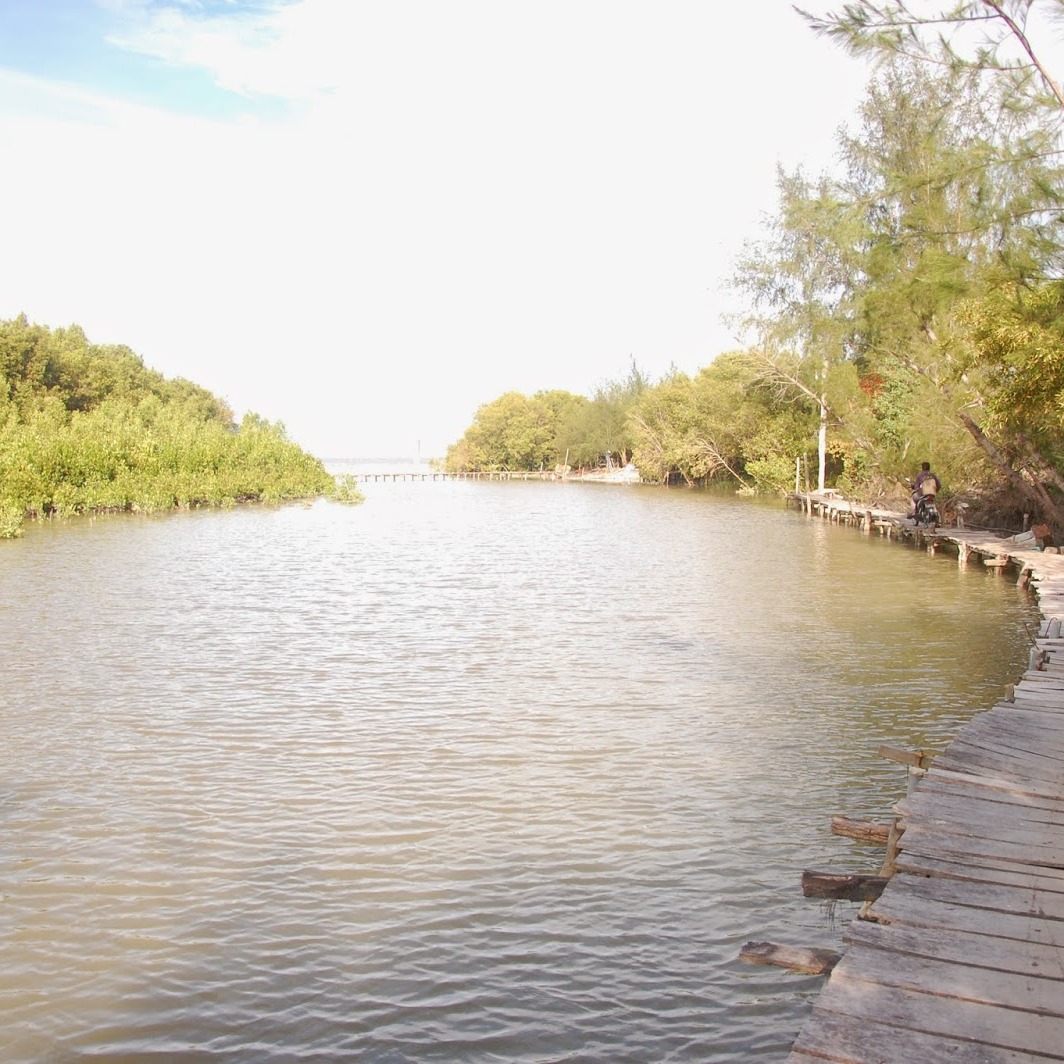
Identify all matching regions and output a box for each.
[444,22,1064,533]
[0,315,339,537]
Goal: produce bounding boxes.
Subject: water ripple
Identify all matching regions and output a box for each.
[0,484,1038,1061]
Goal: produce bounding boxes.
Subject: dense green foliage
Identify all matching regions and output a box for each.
[0,315,337,537]
[445,365,648,473]
[446,8,1064,533]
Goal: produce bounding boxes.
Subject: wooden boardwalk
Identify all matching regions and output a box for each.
[783,495,1064,1063]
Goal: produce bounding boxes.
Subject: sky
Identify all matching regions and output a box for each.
[0,0,874,461]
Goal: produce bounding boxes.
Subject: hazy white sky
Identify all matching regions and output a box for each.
[0,0,873,460]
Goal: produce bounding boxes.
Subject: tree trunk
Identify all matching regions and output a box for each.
[817,392,828,492]
[958,413,1064,529]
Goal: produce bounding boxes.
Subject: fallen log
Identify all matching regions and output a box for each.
[802,870,889,902]
[739,941,841,975]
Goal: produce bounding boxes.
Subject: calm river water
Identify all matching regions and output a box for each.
[0,479,1039,1062]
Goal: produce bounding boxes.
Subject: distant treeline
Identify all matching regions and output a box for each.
[0,315,348,538]
[447,30,1064,535]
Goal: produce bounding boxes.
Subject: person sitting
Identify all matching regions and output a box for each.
[909,462,940,516]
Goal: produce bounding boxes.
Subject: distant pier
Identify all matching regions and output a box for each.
[347,470,566,483]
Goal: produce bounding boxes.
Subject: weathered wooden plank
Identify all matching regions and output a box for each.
[805,971,1064,1058]
[844,916,1064,979]
[888,872,1064,920]
[901,789,1064,830]
[898,823,1064,873]
[789,1008,1053,1063]
[898,823,1064,871]
[739,941,841,975]
[916,774,1064,814]
[899,795,1064,840]
[896,850,1064,892]
[897,822,1064,866]
[879,744,934,769]
[869,885,1064,946]
[1017,671,1064,685]
[929,760,1064,798]
[802,870,890,901]
[936,741,1064,782]
[1007,695,1064,715]
[965,713,1064,745]
[831,816,892,844]
[969,706,1064,734]
[831,945,1064,1017]
[998,685,1064,706]
[944,734,1064,774]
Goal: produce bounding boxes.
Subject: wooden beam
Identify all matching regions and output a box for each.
[802,870,890,901]
[879,745,934,769]
[830,816,891,844]
[739,941,841,975]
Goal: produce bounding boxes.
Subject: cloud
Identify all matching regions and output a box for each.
[102,0,357,101]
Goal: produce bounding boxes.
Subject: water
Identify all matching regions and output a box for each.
[0,481,1038,1062]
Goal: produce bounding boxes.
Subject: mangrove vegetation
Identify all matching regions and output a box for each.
[0,315,350,538]
[446,1,1064,536]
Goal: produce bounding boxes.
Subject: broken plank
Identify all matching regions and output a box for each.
[879,744,934,769]
[830,816,892,844]
[802,870,889,901]
[739,941,840,975]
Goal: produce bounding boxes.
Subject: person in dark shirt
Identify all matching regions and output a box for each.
[910,461,940,516]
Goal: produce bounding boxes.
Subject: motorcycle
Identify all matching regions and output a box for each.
[907,479,940,529]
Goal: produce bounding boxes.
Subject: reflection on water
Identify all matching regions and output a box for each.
[0,482,1038,1061]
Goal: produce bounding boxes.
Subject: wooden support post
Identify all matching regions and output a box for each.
[881,817,903,878]
[801,870,889,902]
[958,543,971,567]
[739,941,840,975]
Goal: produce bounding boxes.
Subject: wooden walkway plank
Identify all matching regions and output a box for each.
[882,873,1064,921]
[946,731,1064,771]
[898,792,1064,836]
[916,774,1064,814]
[789,1007,1053,1063]
[830,947,1064,1017]
[970,707,1064,736]
[845,914,1064,979]
[791,974,1064,1060]
[934,734,1064,774]
[893,823,1064,872]
[896,850,1064,893]
[869,886,1064,946]
[926,764,1064,802]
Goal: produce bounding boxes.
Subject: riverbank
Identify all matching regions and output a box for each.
[775,491,1064,1061]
